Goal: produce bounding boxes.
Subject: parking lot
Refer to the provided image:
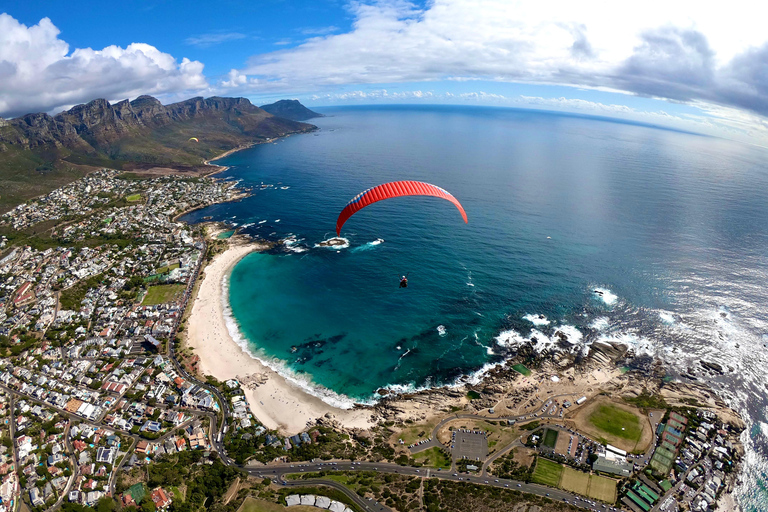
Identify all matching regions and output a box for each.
[451,429,489,463]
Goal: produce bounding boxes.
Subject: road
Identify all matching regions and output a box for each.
[2,237,618,512]
[246,461,614,512]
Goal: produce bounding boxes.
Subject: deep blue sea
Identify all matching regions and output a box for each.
[182,105,768,509]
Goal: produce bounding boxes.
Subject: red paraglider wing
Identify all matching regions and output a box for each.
[336,180,468,235]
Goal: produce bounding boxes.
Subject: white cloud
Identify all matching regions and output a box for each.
[0,14,208,118]
[230,0,768,126]
[300,26,339,36]
[221,69,259,88]
[185,32,247,48]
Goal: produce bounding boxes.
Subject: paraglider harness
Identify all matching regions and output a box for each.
[399,274,409,288]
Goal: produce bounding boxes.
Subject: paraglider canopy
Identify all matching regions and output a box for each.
[188,137,199,142]
[336,180,467,235]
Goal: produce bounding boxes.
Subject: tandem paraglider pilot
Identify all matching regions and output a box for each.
[399,276,408,288]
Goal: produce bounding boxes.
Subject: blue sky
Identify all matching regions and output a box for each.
[7,0,355,82]
[2,1,768,145]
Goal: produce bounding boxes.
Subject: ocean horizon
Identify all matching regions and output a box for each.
[181,104,768,510]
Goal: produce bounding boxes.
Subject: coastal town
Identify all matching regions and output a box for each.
[0,169,745,512]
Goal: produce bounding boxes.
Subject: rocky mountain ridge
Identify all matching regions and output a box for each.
[0,95,317,212]
[2,95,310,153]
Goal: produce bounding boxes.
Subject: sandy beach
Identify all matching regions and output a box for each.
[185,239,374,435]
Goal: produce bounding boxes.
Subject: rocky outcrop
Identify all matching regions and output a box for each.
[1,95,315,153]
[260,99,323,121]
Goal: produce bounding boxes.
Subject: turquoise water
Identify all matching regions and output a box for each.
[183,105,768,509]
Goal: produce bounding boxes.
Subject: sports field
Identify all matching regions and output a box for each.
[542,429,559,448]
[561,467,589,495]
[587,474,618,502]
[142,284,186,305]
[126,193,142,201]
[531,458,563,487]
[533,462,617,502]
[588,404,642,442]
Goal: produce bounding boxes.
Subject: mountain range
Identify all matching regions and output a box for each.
[0,96,317,212]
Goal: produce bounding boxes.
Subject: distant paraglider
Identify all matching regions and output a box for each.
[188,137,199,142]
[335,180,468,236]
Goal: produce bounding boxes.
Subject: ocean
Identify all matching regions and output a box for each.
[181,105,768,509]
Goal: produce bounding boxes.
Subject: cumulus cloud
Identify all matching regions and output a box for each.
[0,13,208,118]
[228,0,768,123]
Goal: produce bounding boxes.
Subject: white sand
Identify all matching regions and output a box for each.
[185,241,374,435]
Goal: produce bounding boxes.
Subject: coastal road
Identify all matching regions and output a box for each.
[246,461,611,511]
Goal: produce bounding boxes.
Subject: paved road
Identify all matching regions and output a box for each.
[246,461,614,512]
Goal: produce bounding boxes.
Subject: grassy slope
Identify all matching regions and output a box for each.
[0,109,314,213]
[0,139,92,213]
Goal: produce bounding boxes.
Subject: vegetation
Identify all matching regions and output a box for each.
[60,273,104,310]
[126,193,142,202]
[282,472,580,512]
[142,284,186,305]
[120,451,242,512]
[624,389,669,410]
[489,452,535,482]
[531,457,563,487]
[225,426,367,465]
[413,447,452,469]
[588,404,642,442]
[236,497,315,512]
[466,390,481,400]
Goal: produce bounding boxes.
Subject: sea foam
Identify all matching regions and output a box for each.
[593,287,618,306]
[523,313,550,326]
[590,317,610,331]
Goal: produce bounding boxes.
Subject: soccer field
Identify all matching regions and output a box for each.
[588,404,642,442]
[536,462,617,503]
[141,283,185,305]
[531,458,563,487]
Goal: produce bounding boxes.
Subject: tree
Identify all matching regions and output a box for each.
[141,499,156,512]
[95,496,116,512]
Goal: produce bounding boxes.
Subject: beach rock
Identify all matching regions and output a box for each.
[316,237,347,247]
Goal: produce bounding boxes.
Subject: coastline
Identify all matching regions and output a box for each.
[185,237,374,435]
[202,142,258,177]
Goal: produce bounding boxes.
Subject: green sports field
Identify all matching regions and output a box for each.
[531,458,563,487]
[542,429,559,448]
[588,404,642,442]
[141,284,185,305]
